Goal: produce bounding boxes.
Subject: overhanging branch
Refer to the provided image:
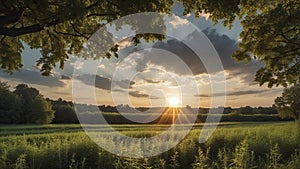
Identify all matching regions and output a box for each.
[0,19,62,37]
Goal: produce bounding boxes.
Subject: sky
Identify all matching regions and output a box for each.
[0,2,284,108]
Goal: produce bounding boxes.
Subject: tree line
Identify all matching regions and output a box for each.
[0,81,77,124]
[0,81,298,124]
[0,1,298,122]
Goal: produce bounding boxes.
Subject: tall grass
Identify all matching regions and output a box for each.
[0,122,298,169]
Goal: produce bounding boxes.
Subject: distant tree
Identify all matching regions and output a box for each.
[13,84,40,122]
[0,84,23,123]
[14,84,39,101]
[185,105,194,114]
[230,110,241,116]
[239,106,254,114]
[50,97,73,108]
[0,81,10,91]
[13,84,55,124]
[255,107,264,114]
[52,105,78,124]
[27,96,54,124]
[273,85,299,120]
[223,107,233,114]
[254,107,277,115]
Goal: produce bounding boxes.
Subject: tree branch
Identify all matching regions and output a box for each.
[0,19,63,37]
[86,13,119,18]
[71,23,90,39]
[0,8,26,28]
[53,26,90,40]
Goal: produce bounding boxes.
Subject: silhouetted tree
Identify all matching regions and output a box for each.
[273,85,299,120]
[27,96,54,124]
[0,81,10,90]
[13,84,40,122]
[53,105,78,124]
[0,81,23,123]
[13,84,54,124]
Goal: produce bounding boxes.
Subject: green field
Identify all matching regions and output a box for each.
[0,122,298,169]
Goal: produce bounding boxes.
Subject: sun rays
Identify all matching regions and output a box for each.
[155,107,196,125]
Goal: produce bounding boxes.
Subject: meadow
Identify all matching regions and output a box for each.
[0,122,298,169]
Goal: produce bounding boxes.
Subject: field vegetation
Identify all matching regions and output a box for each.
[0,122,298,169]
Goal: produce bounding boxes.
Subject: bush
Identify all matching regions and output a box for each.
[0,89,23,123]
[27,96,54,124]
[53,105,78,124]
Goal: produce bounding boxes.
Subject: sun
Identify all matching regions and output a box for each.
[168,97,179,107]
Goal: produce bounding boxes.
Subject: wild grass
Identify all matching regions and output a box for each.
[0,122,298,169]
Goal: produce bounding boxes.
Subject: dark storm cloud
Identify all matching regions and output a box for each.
[0,69,65,87]
[194,89,268,97]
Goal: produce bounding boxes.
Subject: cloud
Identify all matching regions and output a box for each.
[228,90,268,96]
[149,95,161,99]
[70,62,84,70]
[145,79,164,84]
[61,75,71,80]
[125,28,263,86]
[76,74,135,91]
[116,80,135,89]
[112,88,125,93]
[111,88,152,98]
[128,91,149,98]
[94,75,113,90]
[169,16,189,27]
[151,39,207,75]
[98,64,106,69]
[197,11,211,20]
[117,39,132,49]
[196,94,210,97]
[0,69,65,87]
[195,89,268,97]
[76,75,112,90]
[113,89,151,98]
[128,28,235,76]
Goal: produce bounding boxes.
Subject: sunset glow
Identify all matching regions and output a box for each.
[168,97,179,107]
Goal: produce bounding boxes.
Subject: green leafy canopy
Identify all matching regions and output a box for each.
[273,85,299,120]
[0,0,173,75]
[0,0,299,87]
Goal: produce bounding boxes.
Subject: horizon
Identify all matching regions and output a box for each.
[0,1,298,168]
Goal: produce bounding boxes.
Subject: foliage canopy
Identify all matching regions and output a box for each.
[0,82,54,124]
[0,0,299,87]
[273,85,299,120]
